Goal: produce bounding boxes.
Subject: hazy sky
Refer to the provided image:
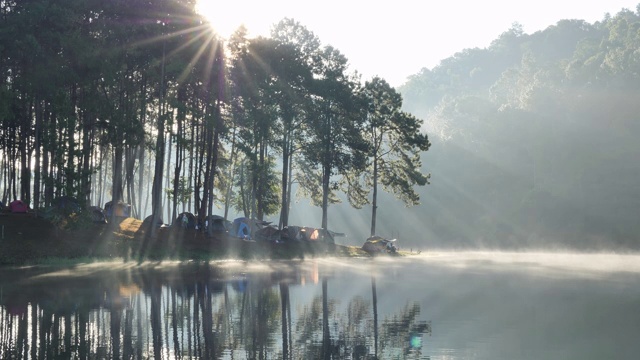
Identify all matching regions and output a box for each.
[198,0,640,87]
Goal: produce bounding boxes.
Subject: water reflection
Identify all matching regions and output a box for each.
[6,252,637,359]
[0,260,431,359]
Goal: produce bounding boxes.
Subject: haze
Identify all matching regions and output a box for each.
[198,0,640,86]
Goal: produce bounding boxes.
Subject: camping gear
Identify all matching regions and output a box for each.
[104,201,131,217]
[362,235,397,254]
[88,206,107,223]
[9,200,28,213]
[175,212,197,229]
[282,226,306,242]
[143,215,165,228]
[52,196,81,215]
[207,215,231,233]
[254,226,281,242]
[230,217,271,240]
[302,227,336,244]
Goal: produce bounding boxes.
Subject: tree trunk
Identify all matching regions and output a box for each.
[370,154,378,237]
[223,127,237,220]
[321,163,330,230]
[112,145,124,204]
[33,99,42,210]
[80,109,93,207]
[151,39,167,237]
[162,132,171,222]
[151,125,165,236]
[207,98,222,236]
[279,131,290,229]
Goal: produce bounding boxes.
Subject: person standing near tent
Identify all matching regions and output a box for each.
[182,214,188,228]
[237,221,250,239]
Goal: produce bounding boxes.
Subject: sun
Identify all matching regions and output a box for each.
[196,0,273,39]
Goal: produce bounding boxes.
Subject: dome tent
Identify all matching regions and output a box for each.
[9,200,28,213]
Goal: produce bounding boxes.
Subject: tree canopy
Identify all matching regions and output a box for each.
[0,1,430,235]
[396,5,640,250]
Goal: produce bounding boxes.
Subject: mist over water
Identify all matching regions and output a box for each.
[2,252,639,359]
[412,250,640,278]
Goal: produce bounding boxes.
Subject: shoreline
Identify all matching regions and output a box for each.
[0,213,373,265]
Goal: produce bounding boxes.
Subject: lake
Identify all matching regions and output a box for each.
[1,251,639,359]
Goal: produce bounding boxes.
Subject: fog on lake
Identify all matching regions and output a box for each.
[1,252,639,359]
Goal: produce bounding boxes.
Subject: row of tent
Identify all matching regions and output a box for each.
[1,199,340,244]
[173,212,341,244]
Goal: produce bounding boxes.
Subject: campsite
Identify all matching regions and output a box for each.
[0,202,372,265]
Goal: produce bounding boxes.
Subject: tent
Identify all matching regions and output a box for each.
[254,226,281,242]
[175,212,197,229]
[281,226,306,242]
[362,235,397,254]
[230,217,270,240]
[9,200,28,213]
[52,196,81,215]
[207,215,231,233]
[308,228,336,243]
[143,215,165,228]
[104,201,131,217]
[88,206,107,223]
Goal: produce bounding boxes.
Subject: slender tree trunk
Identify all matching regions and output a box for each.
[206,97,222,236]
[151,123,165,234]
[137,145,145,218]
[187,113,195,213]
[112,145,125,211]
[286,155,294,222]
[172,131,181,223]
[256,140,266,221]
[321,110,332,230]
[33,99,42,210]
[81,109,93,207]
[199,119,212,226]
[67,84,77,196]
[165,132,172,222]
[370,154,378,237]
[138,77,148,218]
[19,98,31,204]
[279,131,290,229]
[125,147,137,217]
[151,38,167,237]
[223,126,237,220]
[321,163,330,230]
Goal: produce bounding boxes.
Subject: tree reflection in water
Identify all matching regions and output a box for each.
[0,262,430,359]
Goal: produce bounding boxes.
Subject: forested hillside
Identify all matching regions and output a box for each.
[396,6,640,249]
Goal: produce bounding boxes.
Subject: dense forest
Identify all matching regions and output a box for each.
[389,5,640,250]
[0,0,429,236]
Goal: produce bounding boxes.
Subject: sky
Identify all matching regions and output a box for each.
[198,1,640,87]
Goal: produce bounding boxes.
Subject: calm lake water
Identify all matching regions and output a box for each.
[1,251,639,359]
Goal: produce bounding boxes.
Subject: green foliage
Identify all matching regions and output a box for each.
[165,177,192,204]
[393,6,640,249]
